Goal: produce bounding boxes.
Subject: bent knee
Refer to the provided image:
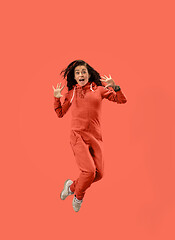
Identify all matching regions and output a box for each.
[95,170,104,181]
[98,171,104,180]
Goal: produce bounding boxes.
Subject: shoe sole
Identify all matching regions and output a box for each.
[60,179,72,200]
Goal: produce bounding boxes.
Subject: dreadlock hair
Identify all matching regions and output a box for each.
[60,60,103,91]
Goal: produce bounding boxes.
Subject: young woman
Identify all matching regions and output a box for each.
[52,60,127,212]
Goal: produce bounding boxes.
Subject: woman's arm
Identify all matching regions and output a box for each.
[100,85,127,104]
[100,75,127,103]
[54,91,72,118]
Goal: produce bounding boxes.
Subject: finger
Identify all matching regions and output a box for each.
[59,83,61,88]
[100,79,106,82]
[61,85,65,91]
[57,83,59,88]
[105,84,111,88]
[104,75,108,78]
[109,74,112,78]
[101,76,106,79]
[52,85,55,90]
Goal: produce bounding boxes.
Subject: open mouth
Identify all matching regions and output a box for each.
[79,79,84,81]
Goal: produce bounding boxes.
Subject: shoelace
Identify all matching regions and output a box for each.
[74,196,83,203]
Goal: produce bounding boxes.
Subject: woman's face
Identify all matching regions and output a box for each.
[74,65,91,86]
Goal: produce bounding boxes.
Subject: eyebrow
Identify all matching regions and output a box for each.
[75,69,87,72]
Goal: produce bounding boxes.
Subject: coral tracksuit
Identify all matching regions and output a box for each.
[54,81,127,200]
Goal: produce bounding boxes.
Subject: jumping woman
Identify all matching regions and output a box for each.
[52,60,127,212]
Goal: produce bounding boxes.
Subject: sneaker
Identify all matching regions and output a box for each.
[60,179,74,200]
[72,195,83,212]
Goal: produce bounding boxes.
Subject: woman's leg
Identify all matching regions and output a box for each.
[88,138,104,183]
[69,131,97,200]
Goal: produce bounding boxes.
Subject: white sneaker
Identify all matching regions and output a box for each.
[60,179,74,200]
[72,195,83,212]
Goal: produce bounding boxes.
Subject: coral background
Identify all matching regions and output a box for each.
[1,0,175,239]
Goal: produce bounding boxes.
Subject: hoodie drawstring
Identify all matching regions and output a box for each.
[70,87,76,103]
[70,83,95,104]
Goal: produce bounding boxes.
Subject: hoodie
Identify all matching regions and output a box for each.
[54,81,127,140]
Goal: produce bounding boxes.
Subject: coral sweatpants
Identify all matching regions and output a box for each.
[69,130,104,200]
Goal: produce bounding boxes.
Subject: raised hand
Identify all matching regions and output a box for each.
[100,74,116,88]
[52,82,65,98]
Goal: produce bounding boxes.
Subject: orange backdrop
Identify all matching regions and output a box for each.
[1,0,175,239]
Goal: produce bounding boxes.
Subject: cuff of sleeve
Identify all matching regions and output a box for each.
[54,96,61,101]
[113,85,121,92]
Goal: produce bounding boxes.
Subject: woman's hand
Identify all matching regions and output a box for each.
[52,82,65,98]
[100,74,116,88]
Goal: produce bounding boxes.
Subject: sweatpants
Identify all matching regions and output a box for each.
[69,130,104,200]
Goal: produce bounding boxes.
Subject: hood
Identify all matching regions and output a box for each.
[70,81,97,103]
